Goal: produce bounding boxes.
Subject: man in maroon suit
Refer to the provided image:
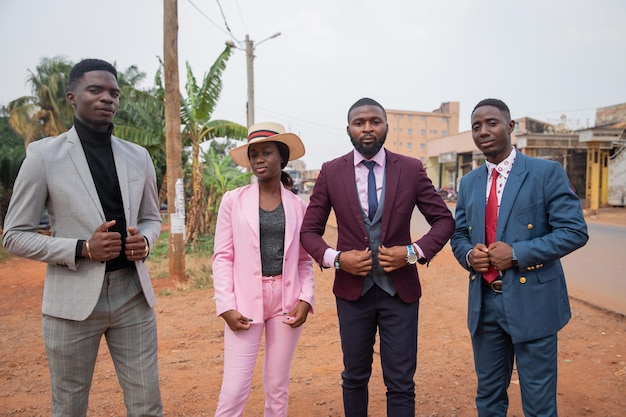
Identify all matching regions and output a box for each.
[301,97,454,417]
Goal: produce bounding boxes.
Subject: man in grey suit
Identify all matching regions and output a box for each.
[2,59,162,416]
[451,98,588,416]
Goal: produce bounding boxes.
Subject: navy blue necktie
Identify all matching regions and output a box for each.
[363,161,378,221]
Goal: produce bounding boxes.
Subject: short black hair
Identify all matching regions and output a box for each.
[348,97,387,122]
[69,59,117,90]
[472,98,511,121]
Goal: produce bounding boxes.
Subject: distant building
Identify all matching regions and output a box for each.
[286,160,306,193]
[426,103,626,212]
[385,102,460,163]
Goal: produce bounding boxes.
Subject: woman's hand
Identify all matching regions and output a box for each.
[220,310,253,331]
[282,300,311,328]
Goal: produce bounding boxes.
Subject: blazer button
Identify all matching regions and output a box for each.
[527,224,533,230]
[468,226,473,231]
[470,274,476,281]
[519,277,527,284]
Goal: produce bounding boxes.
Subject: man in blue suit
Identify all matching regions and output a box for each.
[451,98,588,416]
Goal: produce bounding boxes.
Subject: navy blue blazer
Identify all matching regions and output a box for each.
[451,152,588,343]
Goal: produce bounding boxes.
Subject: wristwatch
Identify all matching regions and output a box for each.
[406,244,418,265]
[334,252,342,270]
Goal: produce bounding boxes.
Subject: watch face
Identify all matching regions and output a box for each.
[407,253,418,264]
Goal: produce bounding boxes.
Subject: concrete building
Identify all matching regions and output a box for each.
[385,102,460,163]
[425,103,626,211]
[303,101,625,210]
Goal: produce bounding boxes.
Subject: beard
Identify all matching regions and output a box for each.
[350,130,387,158]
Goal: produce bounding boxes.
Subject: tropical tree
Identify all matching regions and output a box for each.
[0,108,24,226]
[7,56,74,147]
[8,56,154,147]
[180,46,248,246]
[202,140,251,237]
[114,64,169,197]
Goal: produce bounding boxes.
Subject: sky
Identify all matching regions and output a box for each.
[1,0,625,169]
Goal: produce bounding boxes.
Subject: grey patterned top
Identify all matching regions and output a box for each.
[259,202,285,276]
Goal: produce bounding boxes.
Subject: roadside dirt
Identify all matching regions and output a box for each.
[1,207,625,416]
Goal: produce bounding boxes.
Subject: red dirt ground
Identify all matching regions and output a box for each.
[1,208,625,416]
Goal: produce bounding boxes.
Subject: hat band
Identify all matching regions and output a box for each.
[248,129,280,142]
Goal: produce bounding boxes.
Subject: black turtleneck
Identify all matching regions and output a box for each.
[74,117,132,272]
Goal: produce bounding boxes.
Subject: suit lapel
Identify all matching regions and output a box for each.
[242,184,261,239]
[472,166,489,243]
[67,128,105,221]
[281,186,296,252]
[381,151,400,241]
[339,153,368,236]
[111,137,131,227]
[497,153,528,239]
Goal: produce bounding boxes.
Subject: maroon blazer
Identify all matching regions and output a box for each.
[301,149,454,304]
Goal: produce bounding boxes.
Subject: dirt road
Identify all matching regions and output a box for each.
[1,211,625,416]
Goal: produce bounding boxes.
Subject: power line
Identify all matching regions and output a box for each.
[215,0,239,45]
[256,105,344,134]
[186,0,230,37]
[233,0,248,34]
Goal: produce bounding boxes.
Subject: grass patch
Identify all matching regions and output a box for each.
[0,246,10,263]
[149,230,170,258]
[146,230,214,292]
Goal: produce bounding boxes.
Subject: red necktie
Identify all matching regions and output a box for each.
[483,170,499,283]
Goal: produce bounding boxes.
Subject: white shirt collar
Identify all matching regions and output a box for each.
[486,147,516,180]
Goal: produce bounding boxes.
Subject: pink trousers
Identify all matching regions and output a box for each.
[214,276,304,417]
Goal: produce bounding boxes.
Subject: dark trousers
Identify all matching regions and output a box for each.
[473,287,559,417]
[336,285,419,417]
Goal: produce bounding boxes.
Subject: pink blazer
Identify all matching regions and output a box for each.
[212,183,314,323]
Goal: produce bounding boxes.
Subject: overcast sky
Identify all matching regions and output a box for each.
[1,0,625,169]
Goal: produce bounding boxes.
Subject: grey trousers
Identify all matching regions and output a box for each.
[42,267,162,417]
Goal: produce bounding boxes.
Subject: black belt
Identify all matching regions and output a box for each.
[482,279,503,294]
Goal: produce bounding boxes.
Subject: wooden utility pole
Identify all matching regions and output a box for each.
[163,0,185,280]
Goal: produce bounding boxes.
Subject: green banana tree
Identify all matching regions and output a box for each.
[114,65,168,197]
[180,46,248,246]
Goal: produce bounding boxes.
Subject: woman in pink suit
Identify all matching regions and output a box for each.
[212,122,314,417]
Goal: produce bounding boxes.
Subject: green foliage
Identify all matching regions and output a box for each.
[4,51,250,258]
[0,111,26,225]
[8,56,74,145]
[150,230,170,259]
[146,225,214,292]
[0,112,24,189]
[114,67,168,192]
[179,46,248,246]
[187,232,214,255]
[202,144,251,236]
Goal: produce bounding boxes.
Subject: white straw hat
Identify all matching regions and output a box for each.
[229,122,305,167]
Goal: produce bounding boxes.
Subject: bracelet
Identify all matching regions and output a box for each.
[86,240,94,261]
[143,244,150,258]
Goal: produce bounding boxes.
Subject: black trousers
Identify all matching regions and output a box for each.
[336,285,419,417]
